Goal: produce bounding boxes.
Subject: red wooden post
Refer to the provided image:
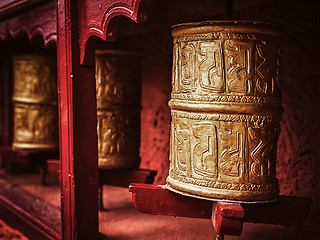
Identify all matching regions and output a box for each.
[57,0,99,239]
[57,0,149,238]
[212,202,244,236]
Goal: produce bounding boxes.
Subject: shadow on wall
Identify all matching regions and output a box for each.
[135,30,172,185]
[233,0,320,235]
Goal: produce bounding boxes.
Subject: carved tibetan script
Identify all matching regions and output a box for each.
[167,21,282,202]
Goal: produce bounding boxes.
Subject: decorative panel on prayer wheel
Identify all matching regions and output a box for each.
[166,21,282,203]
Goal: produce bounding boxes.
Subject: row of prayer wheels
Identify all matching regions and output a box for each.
[8,20,282,203]
[11,49,142,169]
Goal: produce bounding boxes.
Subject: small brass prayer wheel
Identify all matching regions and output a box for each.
[95,49,142,169]
[166,21,282,202]
[12,55,58,151]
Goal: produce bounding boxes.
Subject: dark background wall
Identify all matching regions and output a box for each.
[116,0,320,238]
[236,1,320,237]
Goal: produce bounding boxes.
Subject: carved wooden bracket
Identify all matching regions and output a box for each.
[78,0,150,65]
[0,0,149,60]
[0,1,56,47]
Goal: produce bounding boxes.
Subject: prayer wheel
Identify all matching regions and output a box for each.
[12,55,58,151]
[95,49,142,169]
[166,21,282,202]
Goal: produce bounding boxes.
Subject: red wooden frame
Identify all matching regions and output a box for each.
[0,0,314,239]
[0,0,56,47]
[57,0,99,238]
[57,0,149,239]
[0,177,61,240]
[0,0,47,18]
[77,0,149,65]
[0,1,151,238]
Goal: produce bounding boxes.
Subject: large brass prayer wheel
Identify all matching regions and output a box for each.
[12,55,58,151]
[166,21,282,202]
[95,49,142,169]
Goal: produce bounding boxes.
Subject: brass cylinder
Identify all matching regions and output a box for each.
[166,21,282,203]
[95,49,142,169]
[12,55,58,151]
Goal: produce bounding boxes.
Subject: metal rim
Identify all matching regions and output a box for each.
[172,20,282,37]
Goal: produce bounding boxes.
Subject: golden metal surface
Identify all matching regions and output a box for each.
[166,21,282,202]
[12,55,58,151]
[95,49,142,169]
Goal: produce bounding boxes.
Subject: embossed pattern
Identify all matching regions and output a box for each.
[167,21,282,202]
[95,49,142,169]
[12,55,58,151]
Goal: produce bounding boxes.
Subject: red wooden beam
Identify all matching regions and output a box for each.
[47,159,156,187]
[130,183,213,219]
[0,177,61,240]
[0,147,57,178]
[47,159,156,212]
[129,183,312,236]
